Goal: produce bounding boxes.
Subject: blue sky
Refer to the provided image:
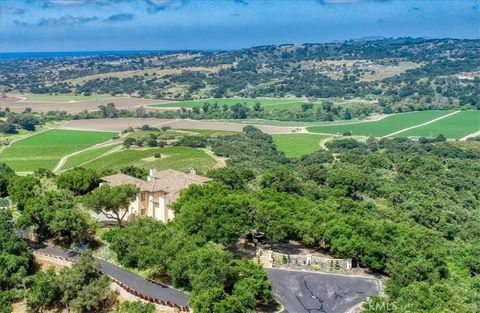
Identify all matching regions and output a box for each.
[0,0,479,52]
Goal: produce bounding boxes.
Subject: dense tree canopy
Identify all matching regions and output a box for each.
[0,122,478,312]
[7,175,40,211]
[0,211,34,291]
[55,168,99,196]
[101,126,480,312]
[82,184,139,227]
[18,190,91,244]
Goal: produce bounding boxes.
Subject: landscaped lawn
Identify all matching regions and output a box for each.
[0,129,117,172]
[79,146,216,174]
[272,133,331,158]
[395,110,480,139]
[24,93,117,102]
[307,110,454,137]
[151,97,308,111]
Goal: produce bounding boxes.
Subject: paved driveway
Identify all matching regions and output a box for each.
[267,268,381,313]
[35,246,189,307]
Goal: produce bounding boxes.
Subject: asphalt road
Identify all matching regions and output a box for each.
[267,268,381,313]
[35,246,189,307]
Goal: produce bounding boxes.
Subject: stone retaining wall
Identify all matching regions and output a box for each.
[257,248,352,272]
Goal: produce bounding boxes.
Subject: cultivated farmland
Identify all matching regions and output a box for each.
[395,110,480,139]
[272,134,331,158]
[307,110,454,137]
[61,144,119,171]
[23,93,116,102]
[0,129,117,172]
[150,98,308,111]
[59,118,300,134]
[79,146,216,174]
[1,94,167,113]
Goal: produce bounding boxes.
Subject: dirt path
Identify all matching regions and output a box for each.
[2,128,50,149]
[53,140,121,173]
[200,148,227,168]
[460,129,480,141]
[319,136,334,149]
[58,118,300,134]
[73,144,123,169]
[382,110,460,138]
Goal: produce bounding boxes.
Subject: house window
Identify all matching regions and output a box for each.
[141,193,146,201]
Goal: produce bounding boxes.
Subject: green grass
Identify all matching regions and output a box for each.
[24,93,117,102]
[125,129,236,141]
[1,129,117,172]
[272,134,331,158]
[396,110,480,139]
[80,146,216,174]
[215,118,364,127]
[334,101,379,111]
[307,110,454,137]
[151,98,307,111]
[62,144,119,171]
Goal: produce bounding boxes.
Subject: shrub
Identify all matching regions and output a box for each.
[111,301,155,313]
[123,137,136,147]
[178,135,207,148]
[146,139,158,147]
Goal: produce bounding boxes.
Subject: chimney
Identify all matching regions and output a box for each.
[148,168,157,181]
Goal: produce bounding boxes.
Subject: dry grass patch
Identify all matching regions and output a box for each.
[361,61,421,81]
[66,65,230,85]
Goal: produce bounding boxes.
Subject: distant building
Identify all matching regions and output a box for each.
[456,72,479,80]
[100,169,211,223]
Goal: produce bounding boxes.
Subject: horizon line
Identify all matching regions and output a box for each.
[1,36,478,55]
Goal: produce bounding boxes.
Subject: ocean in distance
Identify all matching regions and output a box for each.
[0,49,220,59]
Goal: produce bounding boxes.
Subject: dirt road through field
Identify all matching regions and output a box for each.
[0,95,168,113]
[59,118,301,134]
[52,140,120,173]
[382,110,460,138]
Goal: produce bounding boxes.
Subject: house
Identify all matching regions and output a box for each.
[100,169,211,223]
[456,72,479,80]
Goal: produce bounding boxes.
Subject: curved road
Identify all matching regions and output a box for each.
[35,246,189,307]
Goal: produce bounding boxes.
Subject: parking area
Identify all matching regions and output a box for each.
[267,268,381,313]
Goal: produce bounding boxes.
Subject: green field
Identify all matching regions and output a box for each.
[396,111,480,139]
[151,98,308,111]
[24,93,117,102]
[79,146,216,174]
[273,134,331,158]
[126,129,237,141]
[0,129,117,172]
[307,110,454,137]
[62,144,119,171]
